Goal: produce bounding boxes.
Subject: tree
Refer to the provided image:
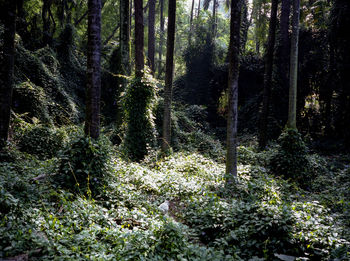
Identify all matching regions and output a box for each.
[120,0,131,75]
[274,0,291,126]
[287,0,300,129]
[148,0,156,73]
[258,0,279,149]
[158,0,165,77]
[0,0,16,149]
[161,0,176,152]
[85,0,102,139]
[226,0,242,180]
[134,0,144,77]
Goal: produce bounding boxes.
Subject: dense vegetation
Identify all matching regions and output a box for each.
[0,0,349,260]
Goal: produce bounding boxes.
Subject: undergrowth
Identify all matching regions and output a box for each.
[0,145,349,260]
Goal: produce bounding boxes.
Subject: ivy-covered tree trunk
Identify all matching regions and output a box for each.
[258,0,278,149]
[287,0,300,129]
[42,0,54,46]
[162,0,176,152]
[134,0,144,78]
[226,0,242,180]
[0,0,16,149]
[85,0,101,139]
[120,0,131,75]
[158,0,164,78]
[148,0,156,73]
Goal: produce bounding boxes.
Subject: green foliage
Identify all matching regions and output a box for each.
[55,132,113,196]
[123,74,157,161]
[154,102,224,160]
[269,129,312,186]
[13,45,81,125]
[16,123,67,159]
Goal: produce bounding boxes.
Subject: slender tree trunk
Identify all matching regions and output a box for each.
[190,0,195,26]
[212,0,217,36]
[161,0,176,152]
[197,0,201,17]
[148,0,156,73]
[287,0,300,129]
[241,0,249,51]
[42,0,53,46]
[0,0,16,149]
[158,0,164,78]
[85,0,102,139]
[226,0,242,180]
[120,0,131,75]
[134,0,144,77]
[258,0,278,149]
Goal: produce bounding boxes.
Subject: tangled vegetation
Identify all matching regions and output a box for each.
[0,134,349,260]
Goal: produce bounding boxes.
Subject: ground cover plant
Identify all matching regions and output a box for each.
[0,136,349,260]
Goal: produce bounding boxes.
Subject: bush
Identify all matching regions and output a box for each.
[55,133,112,196]
[123,74,157,161]
[269,129,312,186]
[16,124,67,159]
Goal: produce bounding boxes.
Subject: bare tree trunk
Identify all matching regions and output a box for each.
[120,0,131,75]
[158,0,164,78]
[85,0,102,139]
[197,0,201,17]
[287,0,300,129]
[0,0,16,149]
[226,0,242,181]
[190,0,195,25]
[212,0,217,37]
[258,0,278,149]
[148,0,156,73]
[134,0,144,78]
[161,0,176,152]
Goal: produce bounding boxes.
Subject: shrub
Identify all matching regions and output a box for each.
[16,124,67,159]
[269,129,312,186]
[55,133,112,196]
[123,74,157,161]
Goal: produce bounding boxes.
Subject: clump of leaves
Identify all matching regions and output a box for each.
[55,132,112,196]
[269,129,312,186]
[15,123,67,159]
[123,73,157,161]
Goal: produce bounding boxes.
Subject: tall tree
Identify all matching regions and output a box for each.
[274,0,291,125]
[162,0,176,152]
[197,0,201,17]
[258,0,279,149]
[226,0,242,180]
[158,0,165,77]
[287,0,300,129]
[134,0,144,77]
[42,0,55,46]
[120,0,131,75]
[148,0,156,73]
[85,0,102,139]
[0,0,16,149]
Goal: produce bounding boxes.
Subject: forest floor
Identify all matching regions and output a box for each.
[0,137,349,260]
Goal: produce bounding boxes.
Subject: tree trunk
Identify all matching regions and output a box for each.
[158,0,164,78]
[120,0,131,75]
[197,0,201,17]
[85,0,102,139]
[212,0,216,37]
[0,0,16,149]
[226,0,242,181]
[241,0,249,51]
[42,0,53,46]
[190,0,195,26]
[274,0,291,125]
[147,0,156,73]
[287,0,300,129]
[161,0,176,152]
[258,0,278,149]
[134,0,144,77]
